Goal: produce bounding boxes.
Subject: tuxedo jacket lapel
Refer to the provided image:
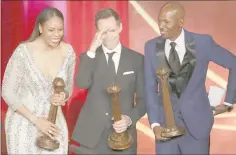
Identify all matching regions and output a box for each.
[177,30,197,99]
[95,46,113,90]
[156,38,171,72]
[155,31,197,98]
[179,33,196,72]
[117,46,129,76]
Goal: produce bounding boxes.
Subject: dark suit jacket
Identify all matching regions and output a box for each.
[72,45,146,148]
[144,29,236,140]
[233,90,236,103]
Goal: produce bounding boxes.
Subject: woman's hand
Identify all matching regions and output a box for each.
[35,117,60,140]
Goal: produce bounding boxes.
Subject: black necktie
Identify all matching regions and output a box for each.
[107,52,116,77]
[169,42,181,74]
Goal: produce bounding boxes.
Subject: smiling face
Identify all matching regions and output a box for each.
[158,3,185,41]
[39,16,64,48]
[96,16,122,49]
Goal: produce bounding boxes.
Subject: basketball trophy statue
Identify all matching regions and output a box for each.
[36,77,66,150]
[107,83,133,150]
[156,68,185,138]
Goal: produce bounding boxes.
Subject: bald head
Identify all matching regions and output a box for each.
[161,2,185,20]
[158,2,185,40]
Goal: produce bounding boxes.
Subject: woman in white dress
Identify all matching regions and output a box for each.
[2,7,76,154]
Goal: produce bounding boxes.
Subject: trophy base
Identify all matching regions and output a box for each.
[108,131,133,151]
[161,126,185,138]
[36,135,60,151]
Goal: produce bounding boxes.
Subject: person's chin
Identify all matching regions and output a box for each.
[159,31,167,37]
[104,42,115,49]
[160,33,168,39]
[49,41,60,48]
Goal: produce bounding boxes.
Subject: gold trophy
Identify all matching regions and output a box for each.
[36,77,66,150]
[156,68,185,138]
[107,83,133,150]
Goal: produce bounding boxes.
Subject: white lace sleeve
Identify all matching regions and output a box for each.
[64,45,76,101]
[2,44,26,111]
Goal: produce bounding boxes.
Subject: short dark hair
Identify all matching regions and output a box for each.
[95,8,120,28]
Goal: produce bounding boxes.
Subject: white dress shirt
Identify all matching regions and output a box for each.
[87,42,132,126]
[165,28,186,64]
[151,29,232,130]
[87,43,121,73]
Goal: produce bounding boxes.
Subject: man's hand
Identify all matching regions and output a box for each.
[153,126,171,141]
[213,104,233,116]
[89,28,110,53]
[112,115,131,133]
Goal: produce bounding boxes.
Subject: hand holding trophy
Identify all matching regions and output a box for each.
[36,77,67,150]
[107,83,133,150]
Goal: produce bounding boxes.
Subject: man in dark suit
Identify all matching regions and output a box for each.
[71,8,146,154]
[144,2,236,154]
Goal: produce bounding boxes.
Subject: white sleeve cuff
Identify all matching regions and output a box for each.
[127,116,132,126]
[151,123,160,130]
[224,102,233,106]
[87,51,96,58]
[213,110,216,115]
